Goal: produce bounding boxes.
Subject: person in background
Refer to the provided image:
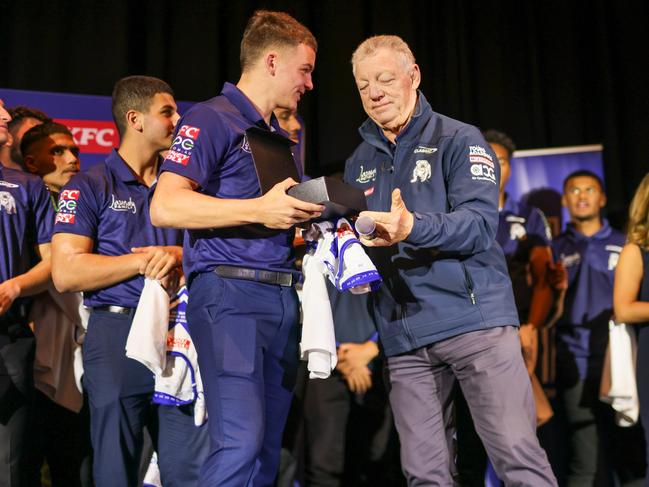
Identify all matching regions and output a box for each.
[614,172,649,486]
[0,106,52,171]
[21,122,92,486]
[553,170,644,486]
[456,129,554,485]
[0,98,55,486]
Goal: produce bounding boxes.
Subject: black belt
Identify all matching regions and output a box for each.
[214,265,294,287]
[92,305,134,315]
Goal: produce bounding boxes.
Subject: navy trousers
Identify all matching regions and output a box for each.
[187,272,300,486]
[83,309,208,486]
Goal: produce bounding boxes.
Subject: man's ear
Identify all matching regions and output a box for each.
[265,51,278,76]
[23,154,39,175]
[410,64,421,90]
[125,109,143,132]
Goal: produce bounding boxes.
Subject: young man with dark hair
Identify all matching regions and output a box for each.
[0,98,55,486]
[51,76,207,486]
[22,121,92,487]
[553,170,644,485]
[150,10,322,486]
[0,105,52,171]
[22,122,80,196]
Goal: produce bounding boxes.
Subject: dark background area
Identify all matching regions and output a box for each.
[2,0,648,220]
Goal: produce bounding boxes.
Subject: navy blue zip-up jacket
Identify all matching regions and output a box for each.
[344,93,519,356]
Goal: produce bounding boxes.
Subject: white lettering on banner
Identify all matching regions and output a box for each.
[109,194,137,214]
[71,127,115,147]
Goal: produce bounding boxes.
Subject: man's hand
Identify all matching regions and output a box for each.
[257,178,324,229]
[336,341,379,377]
[131,246,182,280]
[0,279,21,316]
[358,189,414,247]
[343,367,372,394]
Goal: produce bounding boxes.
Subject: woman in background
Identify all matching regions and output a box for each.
[614,172,649,485]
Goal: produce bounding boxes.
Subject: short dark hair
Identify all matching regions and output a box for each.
[240,10,317,72]
[111,75,174,137]
[482,129,516,158]
[563,169,605,192]
[7,106,52,132]
[21,122,73,157]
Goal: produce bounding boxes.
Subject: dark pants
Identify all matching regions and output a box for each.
[83,308,208,487]
[187,272,300,486]
[0,316,35,487]
[386,325,557,486]
[29,390,92,487]
[303,361,403,487]
[636,325,649,486]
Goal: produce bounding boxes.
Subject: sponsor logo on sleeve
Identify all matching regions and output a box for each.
[606,245,623,271]
[56,189,80,223]
[364,186,375,196]
[469,146,496,184]
[166,124,201,165]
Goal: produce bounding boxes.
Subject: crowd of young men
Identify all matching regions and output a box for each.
[1,9,646,487]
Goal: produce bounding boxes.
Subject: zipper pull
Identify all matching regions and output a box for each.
[469,291,476,305]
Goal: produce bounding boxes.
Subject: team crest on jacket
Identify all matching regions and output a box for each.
[356,165,377,183]
[0,191,17,215]
[410,160,431,183]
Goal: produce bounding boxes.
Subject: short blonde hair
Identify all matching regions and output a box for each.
[627,173,649,249]
[351,35,415,74]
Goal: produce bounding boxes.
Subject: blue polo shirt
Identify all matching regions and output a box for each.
[497,196,552,319]
[159,82,301,281]
[52,150,182,308]
[552,220,624,378]
[0,166,53,285]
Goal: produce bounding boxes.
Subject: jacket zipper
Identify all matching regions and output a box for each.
[461,263,477,305]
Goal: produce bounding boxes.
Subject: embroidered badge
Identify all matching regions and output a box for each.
[0,191,17,215]
[410,160,431,183]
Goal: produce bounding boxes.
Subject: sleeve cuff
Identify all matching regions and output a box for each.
[406,211,426,244]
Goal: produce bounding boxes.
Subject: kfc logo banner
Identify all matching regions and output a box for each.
[0,87,194,169]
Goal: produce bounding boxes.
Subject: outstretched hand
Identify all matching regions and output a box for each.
[358,188,414,247]
[257,178,324,229]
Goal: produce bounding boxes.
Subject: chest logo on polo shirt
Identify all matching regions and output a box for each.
[410,160,431,183]
[0,191,17,215]
[509,222,527,240]
[469,145,496,185]
[240,135,251,153]
[109,194,137,214]
[356,165,376,183]
[560,252,580,268]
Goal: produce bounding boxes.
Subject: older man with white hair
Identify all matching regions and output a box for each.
[344,35,557,486]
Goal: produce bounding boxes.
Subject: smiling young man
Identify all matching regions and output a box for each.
[344,36,557,486]
[50,76,208,486]
[150,10,322,486]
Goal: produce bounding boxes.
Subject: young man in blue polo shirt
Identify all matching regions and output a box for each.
[150,10,323,486]
[0,99,55,486]
[553,170,644,486]
[51,77,208,486]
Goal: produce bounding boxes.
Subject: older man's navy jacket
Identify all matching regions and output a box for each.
[344,93,519,356]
